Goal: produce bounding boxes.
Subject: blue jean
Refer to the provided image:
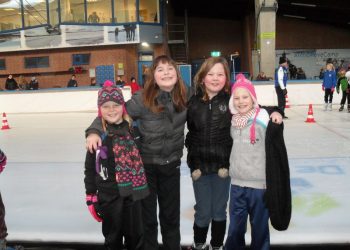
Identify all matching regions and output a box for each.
[193,173,230,227]
[225,185,270,250]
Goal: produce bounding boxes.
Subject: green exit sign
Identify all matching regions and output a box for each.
[211,51,221,57]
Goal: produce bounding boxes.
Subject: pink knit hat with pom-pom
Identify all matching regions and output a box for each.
[97,80,125,117]
[229,73,260,144]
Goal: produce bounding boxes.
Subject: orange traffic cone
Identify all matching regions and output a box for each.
[1,113,10,130]
[305,104,316,123]
[285,95,290,108]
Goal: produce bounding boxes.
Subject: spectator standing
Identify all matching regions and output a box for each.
[124,77,141,94]
[18,75,29,90]
[322,63,337,111]
[345,70,350,113]
[274,57,288,119]
[336,69,350,111]
[116,76,126,88]
[29,77,39,90]
[67,75,78,87]
[88,11,100,23]
[296,67,306,80]
[4,75,18,90]
[90,78,96,86]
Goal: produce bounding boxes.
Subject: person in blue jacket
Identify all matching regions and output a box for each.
[322,63,337,111]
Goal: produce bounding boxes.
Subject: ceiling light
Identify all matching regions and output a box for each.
[141,42,149,47]
[283,14,306,19]
[291,2,316,7]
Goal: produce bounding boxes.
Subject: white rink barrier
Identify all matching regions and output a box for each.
[0,86,132,114]
[0,81,342,113]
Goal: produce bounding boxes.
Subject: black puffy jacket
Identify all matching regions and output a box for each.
[185,90,232,175]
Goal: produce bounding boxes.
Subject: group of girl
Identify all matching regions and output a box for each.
[84,55,291,250]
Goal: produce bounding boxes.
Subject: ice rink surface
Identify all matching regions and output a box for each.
[0,105,350,246]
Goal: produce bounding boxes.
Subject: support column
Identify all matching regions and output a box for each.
[254,0,278,79]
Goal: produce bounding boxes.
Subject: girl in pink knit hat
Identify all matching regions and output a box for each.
[186,58,284,250]
[225,74,291,250]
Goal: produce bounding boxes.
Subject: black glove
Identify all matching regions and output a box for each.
[282,88,288,96]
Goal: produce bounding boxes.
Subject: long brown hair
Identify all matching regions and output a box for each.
[193,57,231,101]
[142,55,187,113]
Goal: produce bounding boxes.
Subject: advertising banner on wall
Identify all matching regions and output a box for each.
[0,24,139,52]
[276,49,350,79]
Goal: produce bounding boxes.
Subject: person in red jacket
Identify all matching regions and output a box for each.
[124,77,141,94]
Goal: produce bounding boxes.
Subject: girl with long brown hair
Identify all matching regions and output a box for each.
[86,55,187,250]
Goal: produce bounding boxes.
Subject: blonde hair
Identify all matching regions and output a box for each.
[326,63,334,71]
[101,113,132,132]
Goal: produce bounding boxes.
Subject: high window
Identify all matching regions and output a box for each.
[72,53,90,65]
[87,0,112,24]
[0,0,22,31]
[139,0,159,23]
[23,0,48,27]
[24,56,49,68]
[114,0,136,23]
[60,0,85,23]
[0,59,5,70]
[49,0,59,27]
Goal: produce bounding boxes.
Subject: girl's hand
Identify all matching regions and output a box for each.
[270,111,282,124]
[86,134,102,153]
[191,169,202,181]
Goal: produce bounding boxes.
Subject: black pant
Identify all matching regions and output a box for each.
[142,162,181,250]
[324,88,334,103]
[0,192,7,240]
[340,90,350,105]
[99,192,143,250]
[275,87,286,114]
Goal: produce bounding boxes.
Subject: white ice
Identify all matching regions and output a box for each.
[0,105,350,245]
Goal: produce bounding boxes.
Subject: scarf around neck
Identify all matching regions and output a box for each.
[106,121,149,201]
[232,108,255,129]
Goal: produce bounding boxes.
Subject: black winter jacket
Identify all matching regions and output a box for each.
[5,78,18,90]
[265,121,291,231]
[84,122,130,195]
[87,90,187,166]
[185,90,232,175]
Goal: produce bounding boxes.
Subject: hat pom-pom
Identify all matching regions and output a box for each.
[103,80,114,87]
[235,73,246,81]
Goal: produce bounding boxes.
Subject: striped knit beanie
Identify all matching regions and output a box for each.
[97,80,125,117]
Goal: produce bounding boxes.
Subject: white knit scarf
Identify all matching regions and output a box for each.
[232,108,256,129]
